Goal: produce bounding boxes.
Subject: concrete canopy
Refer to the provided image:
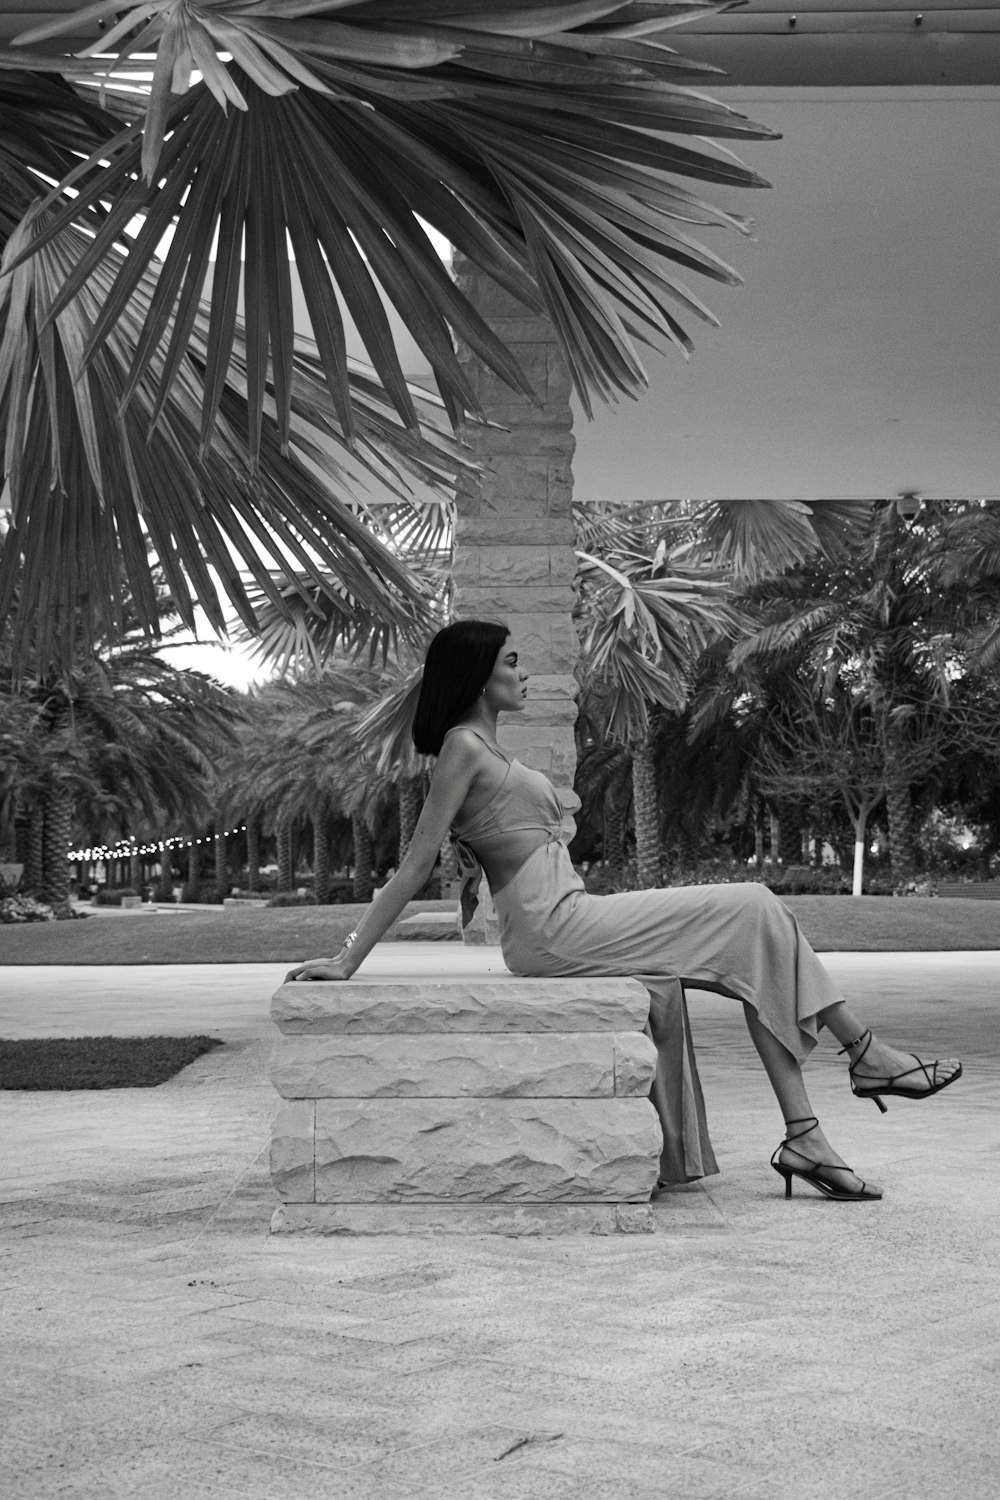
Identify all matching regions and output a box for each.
[571,84,1000,505]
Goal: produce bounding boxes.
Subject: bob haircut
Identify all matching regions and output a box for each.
[411,619,510,756]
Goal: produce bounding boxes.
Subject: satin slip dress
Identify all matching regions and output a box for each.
[448,727,846,1184]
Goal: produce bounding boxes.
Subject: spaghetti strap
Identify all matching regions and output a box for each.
[442,724,511,763]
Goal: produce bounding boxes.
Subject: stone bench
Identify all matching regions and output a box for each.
[269,975,661,1237]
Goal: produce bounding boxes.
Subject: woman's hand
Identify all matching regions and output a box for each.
[284,954,353,983]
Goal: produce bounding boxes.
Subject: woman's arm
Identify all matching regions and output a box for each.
[285,734,481,981]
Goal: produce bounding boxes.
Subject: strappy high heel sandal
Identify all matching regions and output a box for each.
[840,1029,963,1114]
[770,1117,882,1202]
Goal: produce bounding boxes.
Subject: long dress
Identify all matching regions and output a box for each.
[449,728,846,1185]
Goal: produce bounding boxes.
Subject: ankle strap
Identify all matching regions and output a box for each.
[837,1028,871,1056]
[783,1116,818,1141]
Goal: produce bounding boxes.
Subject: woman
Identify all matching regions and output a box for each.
[287,620,962,1201]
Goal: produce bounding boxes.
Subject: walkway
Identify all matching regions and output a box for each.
[2,949,998,1499]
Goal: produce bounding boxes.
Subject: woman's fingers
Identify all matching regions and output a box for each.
[285,961,343,982]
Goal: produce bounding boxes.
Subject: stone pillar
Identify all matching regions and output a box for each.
[452,264,581,942]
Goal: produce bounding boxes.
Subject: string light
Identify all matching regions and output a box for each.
[66,825,248,863]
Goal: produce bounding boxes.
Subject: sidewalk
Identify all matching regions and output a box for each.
[2,949,998,1499]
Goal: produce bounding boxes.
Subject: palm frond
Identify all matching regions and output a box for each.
[11,1,778,447]
[0,209,462,666]
[692,500,826,584]
[241,561,446,676]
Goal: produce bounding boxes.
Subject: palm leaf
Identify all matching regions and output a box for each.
[240,558,447,676]
[576,540,743,741]
[351,663,429,778]
[10,1,778,450]
[0,208,463,666]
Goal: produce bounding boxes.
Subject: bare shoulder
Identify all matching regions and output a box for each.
[435,726,487,772]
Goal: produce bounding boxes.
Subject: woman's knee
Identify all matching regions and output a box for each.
[739,881,784,915]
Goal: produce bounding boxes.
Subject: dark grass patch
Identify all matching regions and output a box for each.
[0,1035,223,1090]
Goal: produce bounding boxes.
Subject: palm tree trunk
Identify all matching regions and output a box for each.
[129,849,141,890]
[277,824,293,891]
[351,813,374,902]
[42,785,72,910]
[753,798,765,867]
[885,776,917,879]
[187,843,200,893]
[883,714,919,878]
[246,821,260,894]
[397,775,422,864]
[25,802,44,895]
[632,730,660,890]
[214,823,227,892]
[603,798,627,877]
[313,816,331,904]
[774,800,803,864]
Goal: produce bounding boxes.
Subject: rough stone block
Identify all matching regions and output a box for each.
[454,584,578,617]
[477,547,555,587]
[498,721,579,759]
[514,699,579,728]
[469,423,574,456]
[518,673,579,701]
[312,1098,661,1203]
[271,1031,656,1100]
[450,549,480,585]
[484,454,558,497]
[457,516,576,547]
[271,1203,655,1236]
[270,1101,315,1202]
[272,977,652,1035]
[490,615,579,676]
[613,1034,659,1096]
[475,484,560,517]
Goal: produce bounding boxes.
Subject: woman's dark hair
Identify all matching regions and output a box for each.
[411,620,509,755]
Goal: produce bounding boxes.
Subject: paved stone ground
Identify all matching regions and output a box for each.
[2,949,998,1499]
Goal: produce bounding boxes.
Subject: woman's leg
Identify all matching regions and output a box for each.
[742,1004,870,1188]
[743,996,961,1190]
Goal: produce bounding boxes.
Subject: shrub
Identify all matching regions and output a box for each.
[92,887,141,907]
[319,878,355,905]
[0,893,54,924]
[267,890,318,907]
[893,877,939,898]
[762,866,852,896]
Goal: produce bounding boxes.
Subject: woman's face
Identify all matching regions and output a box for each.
[483,637,529,713]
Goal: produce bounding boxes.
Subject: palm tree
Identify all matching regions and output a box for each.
[2,4,778,661]
[575,508,744,887]
[573,688,633,876]
[730,501,1000,879]
[0,576,242,906]
[221,666,391,900]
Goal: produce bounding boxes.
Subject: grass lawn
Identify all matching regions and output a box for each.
[0,894,997,963]
[0,1035,222,1089]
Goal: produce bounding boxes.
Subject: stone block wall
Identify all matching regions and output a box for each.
[270,975,661,1236]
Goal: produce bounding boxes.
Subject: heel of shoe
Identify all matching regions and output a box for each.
[770,1161,794,1199]
[850,1079,889,1113]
